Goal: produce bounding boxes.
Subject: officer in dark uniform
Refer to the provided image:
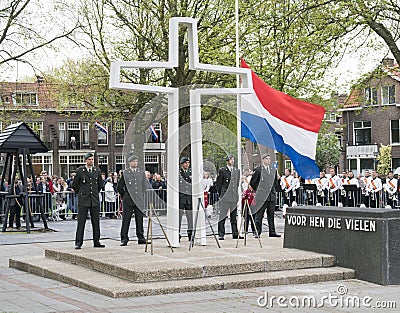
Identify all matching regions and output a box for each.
[72,152,105,249]
[179,156,193,241]
[216,155,241,240]
[117,155,148,245]
[249,154,281,237]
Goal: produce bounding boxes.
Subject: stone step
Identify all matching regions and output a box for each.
[9,256,355,298]
[43,244,335,282]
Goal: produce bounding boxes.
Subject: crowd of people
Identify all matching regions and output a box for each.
[2,154,398,239]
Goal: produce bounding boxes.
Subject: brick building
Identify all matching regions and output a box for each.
[0,81,166,178]
[340,58,400,175]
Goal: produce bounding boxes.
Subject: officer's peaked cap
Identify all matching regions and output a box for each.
[226,155,235,161]
[128,155,138,162]
[84,152,94,160]
[180,156,190,164]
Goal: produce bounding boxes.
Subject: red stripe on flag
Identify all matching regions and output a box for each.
[241,59,325,133]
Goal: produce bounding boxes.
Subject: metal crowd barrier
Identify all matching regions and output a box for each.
[2,186,397,224]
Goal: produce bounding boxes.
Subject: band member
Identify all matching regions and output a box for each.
[316,171,328,205]
[280,168,294,210]
[327,168,341,206]
[117,155,148,245]
[344,171,359,207]
[72,152,105,249]
[384,171,397,209]
[249,154,281,238]
[216,155,241,240]
[367,170,382,208]
[360,170,372,207]
[292,171,301,206]
[179,156,193,242]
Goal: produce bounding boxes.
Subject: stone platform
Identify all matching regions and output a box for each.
[9,236,354,298]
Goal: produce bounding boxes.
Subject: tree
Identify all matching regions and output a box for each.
[239,0,353,174]
[315,133,341,170]
[0,0,78,70]
[377,144,391,176]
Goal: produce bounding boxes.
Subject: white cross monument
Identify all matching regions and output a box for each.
[110,17,253,247]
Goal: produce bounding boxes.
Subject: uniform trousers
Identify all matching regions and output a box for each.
[179,202,193,238]
[8,205,21,228]
[75,205,100,246]
[255,200,276,236]
[218,201,238,237]
[120,205,144,243]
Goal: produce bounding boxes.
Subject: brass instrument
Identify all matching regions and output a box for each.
[285,191,289,199]
[371,190,375,201]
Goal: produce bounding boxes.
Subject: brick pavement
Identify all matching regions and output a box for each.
[0,216,399,312]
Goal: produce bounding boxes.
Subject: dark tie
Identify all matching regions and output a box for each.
[89,168,92,173]
[267,167,270,174]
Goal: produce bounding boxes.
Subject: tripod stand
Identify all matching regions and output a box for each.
[189,198,220,250]
[236,199,262,248]
[145,202,174,255]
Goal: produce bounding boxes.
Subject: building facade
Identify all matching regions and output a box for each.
[0,81,166,178]
[341,58,400,175]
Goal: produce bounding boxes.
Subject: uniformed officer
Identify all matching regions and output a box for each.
[249,154,280,237]
[72,152,105,249]
[179,156,193,241]
[216,155,241,240]
[117,155,148,245]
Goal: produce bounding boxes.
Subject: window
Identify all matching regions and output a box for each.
[97,122,108,145]
[13,91,38,106]
[252,142,259,155]
[285,160,293,171]
[360,159,374,171]
[391,120,400,144]
[393,158,400,169]
[27,122,43,139]
[82,122,89,145]
[145,155,158,163]
[354,121,371,145]
[98,155,108,164]
[115,122,125,145]
[364,87,378,106]
[115,155,125,164]
[336,134,343,148]
[382,85,395,105]
[324,113,337,122]
[148,123,161,143]
[59,122,66,146]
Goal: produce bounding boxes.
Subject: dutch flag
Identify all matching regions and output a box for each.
[240,59,325,179]
[149,124,159,142]
[95,121,108,135]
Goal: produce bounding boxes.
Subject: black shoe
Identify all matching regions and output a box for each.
[218,236,224,240]
[269,233,281,237]
[94,242,105,248]
[138,239,147,245]
[233,236,244,239]
[75,245,81,250]
[120,242,127,246]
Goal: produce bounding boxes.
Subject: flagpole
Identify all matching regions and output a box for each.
[235,0,243,235]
